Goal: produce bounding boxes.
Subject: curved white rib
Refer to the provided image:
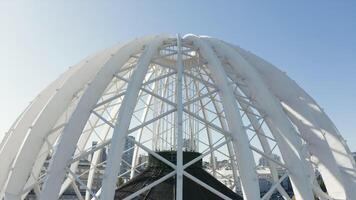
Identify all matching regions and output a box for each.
[185,34,261,200]
[195,69,240,191]
[205,38,314,200]
[233,45,356,198]
[100,35,167,200]
[38,35,157,200]
[130,69,161,179]
[2,45,121,200]
[58,74,129,197]
[21,45,125,199]
[0,64,78,192]
[234,89,291,200]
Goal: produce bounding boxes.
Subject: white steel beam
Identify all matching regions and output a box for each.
[175,34,184,200]
[100,36,167,200]
[38,35,157,200]
[183,171,233,200]
[195,70,240,191]
[206,37,318,200]
[2,44,123,200]
[232,44,356,198]
[123,171,176,200]
[190,79,218,177]
[184,34,261,200]
[130,70,160,178]
[235,89,291,199]
[0,63,80,192]
[58,84,127,197]
[84,149,101,200]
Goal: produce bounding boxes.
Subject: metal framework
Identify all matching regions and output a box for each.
[0,34,355,200]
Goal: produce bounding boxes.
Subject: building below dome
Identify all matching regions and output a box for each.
[115,151,243,200]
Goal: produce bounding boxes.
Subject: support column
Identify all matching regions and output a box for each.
[175,34,184,200]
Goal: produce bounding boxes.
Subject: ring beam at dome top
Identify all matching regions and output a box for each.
[0,34,355,200]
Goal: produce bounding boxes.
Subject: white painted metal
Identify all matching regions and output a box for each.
[194,71,240,192]
[231,45,356,199]
[183,171,232,200]
[204,37,315,199]
[234,89,291,200]
[129,68,162,179]
[0,64,77,192]
[2,45,122,200]
[0,34,354,200]
[100,35,167,200]
[59,70,133,197]
[175,34,184,200]
[123,171,176,200]
[38,35,156,200]
[192,79,218,178]
[184,34,261,200]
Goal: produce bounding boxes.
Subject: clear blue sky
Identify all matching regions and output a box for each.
[0,0,355,151]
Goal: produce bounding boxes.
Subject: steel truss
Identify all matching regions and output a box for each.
[0,34,355,200]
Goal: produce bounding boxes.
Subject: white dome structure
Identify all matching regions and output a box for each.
[0,34,355,200]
